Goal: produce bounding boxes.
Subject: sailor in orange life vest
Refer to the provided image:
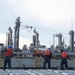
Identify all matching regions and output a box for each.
[4,45,13,71]
[43,48,52,69]
[60,50,69,70]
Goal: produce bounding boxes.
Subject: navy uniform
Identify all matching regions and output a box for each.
[43,48,52,69]
[60,50,69,70]
[4,45,13,70]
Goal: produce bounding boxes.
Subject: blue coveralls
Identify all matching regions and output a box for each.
[60,58,68,70]
[60,52,69,70]
[43,52,52,69]
[4,56,11,70]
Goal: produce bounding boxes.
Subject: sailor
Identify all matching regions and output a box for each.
[29,44,34,53]
[43,48,52,69]
[4,45,13,71]
[60,49,69,70]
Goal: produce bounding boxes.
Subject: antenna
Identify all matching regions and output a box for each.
[71,15,73,30]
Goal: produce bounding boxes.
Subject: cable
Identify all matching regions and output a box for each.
[14,57,25,69]
[34,26,68,35]
[20,25,33,33]
[62,35,70,42]
[21,24,70,43]
[27,27,32,33]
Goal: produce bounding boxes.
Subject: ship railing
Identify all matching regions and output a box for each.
[0,52,75,60]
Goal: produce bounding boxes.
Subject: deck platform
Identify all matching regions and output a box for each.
[0,69,75,75]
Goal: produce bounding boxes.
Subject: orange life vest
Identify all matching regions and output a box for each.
[45,50,51,56]
[62,52,68,58]
[5,48,13,57]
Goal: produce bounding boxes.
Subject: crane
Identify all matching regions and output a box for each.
[14,17,21,51]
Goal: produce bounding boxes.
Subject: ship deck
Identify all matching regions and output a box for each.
[0,69,75,75]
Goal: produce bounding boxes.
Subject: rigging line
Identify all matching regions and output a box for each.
[36,27,58,32]
[62,35,70,42]
[21,24,68,34]
[35,26,68,35]
[34,27,54,34]
[21,26,26,29]
[21,25,26,27]
[36,27,68,37]
[27,27,32,33]
[20,25,32,32]
[20,25,26,29]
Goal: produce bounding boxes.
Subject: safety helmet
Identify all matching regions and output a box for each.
[48,48,51,50]
[8,45,12,48]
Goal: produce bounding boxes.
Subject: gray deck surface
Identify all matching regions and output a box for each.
[0,69,75,75]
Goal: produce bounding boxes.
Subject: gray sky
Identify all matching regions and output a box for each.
[0,0,75,48]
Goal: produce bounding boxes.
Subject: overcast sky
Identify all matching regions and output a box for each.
[0,0,75,48]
